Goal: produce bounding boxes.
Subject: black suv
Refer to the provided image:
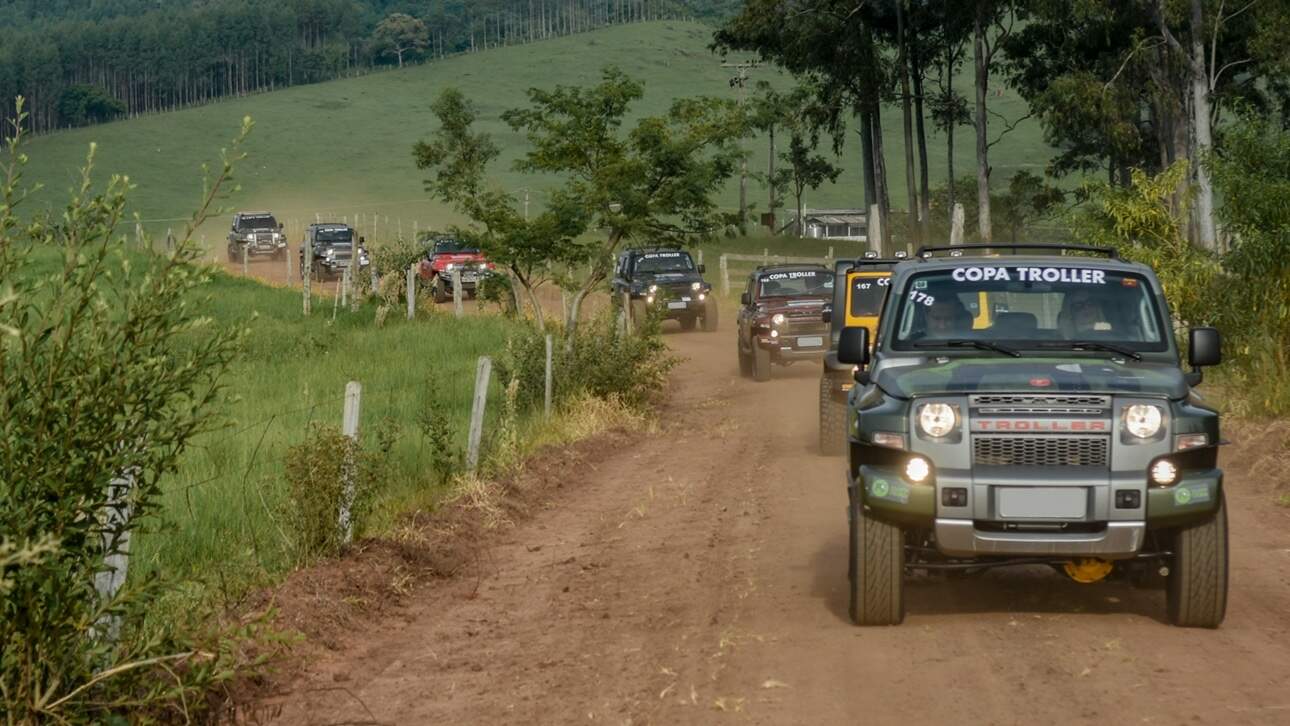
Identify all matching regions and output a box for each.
[611,248,717,331]
[227,211,286,261]
[735,264,833,381]
[300,223,368,279]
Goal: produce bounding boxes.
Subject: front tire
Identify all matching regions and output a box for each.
[680,315,698,331]
[737,342,753,377]
[701,298,719,332]
[1167,492,1229,628]
[819,374,846,455]
[848,493,905,626]
[751,344,771,382]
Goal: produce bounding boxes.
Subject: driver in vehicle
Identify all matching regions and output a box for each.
[1061,289,1113,335]
[923,296,972,338]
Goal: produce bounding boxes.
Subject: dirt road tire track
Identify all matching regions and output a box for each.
[262,302,1290,725]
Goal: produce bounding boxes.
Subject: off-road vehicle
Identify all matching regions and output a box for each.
[227,211,286,261]
[735,264,833,381]
[300,223,369,280]
[818,252,905,455]
[417,236,495,303]
[838,244,1226,628]
[611,248,716,331]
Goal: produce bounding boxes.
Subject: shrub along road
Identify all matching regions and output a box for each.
[264,302,1290,724]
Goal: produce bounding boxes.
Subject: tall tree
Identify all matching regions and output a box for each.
[373,12,430,67]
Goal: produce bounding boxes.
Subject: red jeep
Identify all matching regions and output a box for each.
[417,237,496,302]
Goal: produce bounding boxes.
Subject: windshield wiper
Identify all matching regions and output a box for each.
[1035,340,1143,361]
[912,339,1022,358]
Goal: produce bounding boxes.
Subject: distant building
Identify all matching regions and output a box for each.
[778,208,868,241]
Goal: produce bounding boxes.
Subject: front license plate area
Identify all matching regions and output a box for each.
[797,336,823,348]
[997,487,1086,519]
[667,301,687,310]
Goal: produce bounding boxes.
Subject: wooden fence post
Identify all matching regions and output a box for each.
[452,268,464,318]
[544,334,554,419]
[827,245,835,263]
[406,265,416,320]
[697,249,704,266]
[242,244,249,277]
[622,291,633,335]
[285,244,292,282]
[466,356,492,472]
[950,203,965,247]
[762,247,769,266]
[303,239,312,315]
[339,381,361,544]
[720,254,729,297]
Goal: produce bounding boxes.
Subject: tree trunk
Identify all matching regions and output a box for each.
[911,40,931,243]
[947,118,956,229]
[1189,0,1217,250]
[767,123,777,229]
[896,0,920,245]
[860,109,877,210]
[871,100,892,254]
[973,7,993,243]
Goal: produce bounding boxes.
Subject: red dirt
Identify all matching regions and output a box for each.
[243,300,1290,725]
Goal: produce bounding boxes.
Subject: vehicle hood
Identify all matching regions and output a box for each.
[432,252,487,267]
[876,357,1187,399]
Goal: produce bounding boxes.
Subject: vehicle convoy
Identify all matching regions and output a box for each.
[227,211,287,261]
[838,244,1226,628]
[819,252,906,455]
[736,264,834,382]
[417,236,495,303]
[300,223,369,279]
[611,248,717,331]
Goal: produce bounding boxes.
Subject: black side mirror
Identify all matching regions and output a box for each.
[1189,327,1221,368]
[822,305,832,324]
[740,292,751,306]
[837,327,870,366]
[698,264,707,274]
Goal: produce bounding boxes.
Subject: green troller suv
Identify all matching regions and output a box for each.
[838,244,1226,628]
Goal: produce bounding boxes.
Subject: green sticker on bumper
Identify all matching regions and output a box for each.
[869,477,911,504]
[1174,482,1212,506]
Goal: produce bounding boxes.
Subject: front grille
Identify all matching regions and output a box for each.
[973,434,1109,467]
[972,394,1110,407]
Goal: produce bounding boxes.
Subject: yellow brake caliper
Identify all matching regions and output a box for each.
[1063,558,1114,584]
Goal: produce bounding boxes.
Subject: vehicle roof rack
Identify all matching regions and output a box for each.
[915,243,1119,260]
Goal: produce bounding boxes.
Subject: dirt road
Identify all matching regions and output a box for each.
[264,305,1290,725]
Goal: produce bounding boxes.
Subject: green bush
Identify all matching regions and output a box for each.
[0,106,247,720]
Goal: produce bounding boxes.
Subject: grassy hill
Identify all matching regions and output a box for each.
[18,20,1050,254]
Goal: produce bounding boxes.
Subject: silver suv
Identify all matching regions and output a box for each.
[227,211,286,261]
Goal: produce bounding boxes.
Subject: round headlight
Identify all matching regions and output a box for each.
[445,263,455,271]
[1124,404,1163,438]
[905,456,931,483]
[917,403,957,438]
[771,313,785,325]
[691,281,702,291]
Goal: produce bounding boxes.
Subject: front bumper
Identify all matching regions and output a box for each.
[238,241,286,256]
[756,329,830,361]
[636,291,710,318]
[852,462,1222,559]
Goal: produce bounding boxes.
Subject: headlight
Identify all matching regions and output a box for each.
[1124,404,1163,438]
[248,233,257,242]
[917,403,957,438]
[691,281,702,291]
[771,313,785,326]
[324,248,335,258]
[648,284,658,293]
[446,263,455,271]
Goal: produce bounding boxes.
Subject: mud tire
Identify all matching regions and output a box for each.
[751,344,771,382]
[848,494,905,626]
[701,298,719,332]
[1167,491,1229,628]
[738,343,753,377]
[680,316,698,331]
[819,375,846,456]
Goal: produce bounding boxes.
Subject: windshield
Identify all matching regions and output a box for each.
[315,227,353,243]
[634,252,694,274]
[237,215,277,231]
[432,239,479,254]
[849,274,889,317]
[891,265,1167,353]
[758,269,832,297]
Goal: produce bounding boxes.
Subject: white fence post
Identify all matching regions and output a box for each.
[303,240,312,315]
[93,469,135,641]
[406,265,416,320]
[544,334,554,419]
[466,356,492,472]
[452,268,464,318]
[339,381,362,544]
[242,244,249,276]
[827,245,835,264]
[720,254,729,297]
[762,247,769,266]
[950,203,965,247]
[697,249,704,266]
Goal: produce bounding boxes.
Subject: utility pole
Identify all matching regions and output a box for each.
[723,60,758,233]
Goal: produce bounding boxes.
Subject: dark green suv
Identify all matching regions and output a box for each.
[838,244,1226,628]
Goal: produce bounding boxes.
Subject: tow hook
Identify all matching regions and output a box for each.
[1063,558,1114,583]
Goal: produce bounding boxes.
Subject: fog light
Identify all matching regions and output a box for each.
[942,487,967,507]
[1115,490,1141,509]
[646,295,654,304]
[699,293,706,301]
[770,329,779,338]
[1150,459,1178,486]
[905,456,931,483]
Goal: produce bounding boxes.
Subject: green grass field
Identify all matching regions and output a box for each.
[18,21,1052,258]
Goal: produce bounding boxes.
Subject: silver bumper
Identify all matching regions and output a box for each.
[934,519,1145,559]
